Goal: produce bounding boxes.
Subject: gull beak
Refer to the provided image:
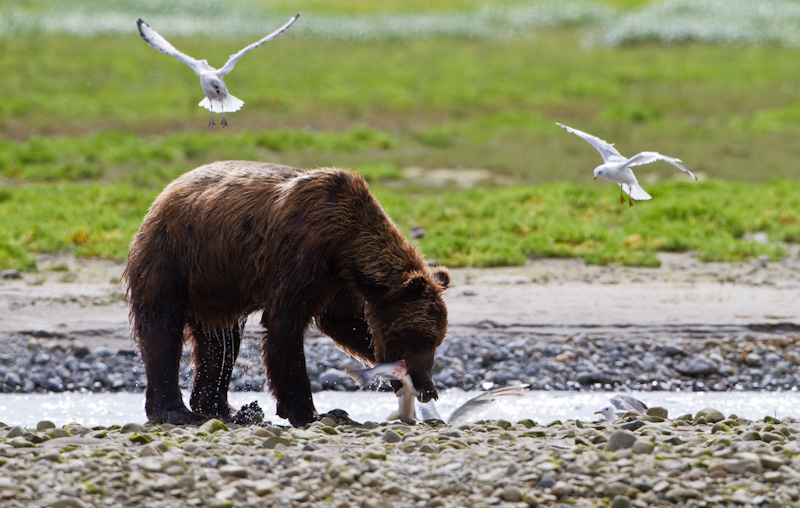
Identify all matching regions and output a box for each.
[592,176,597,181]
[593,411,601,414]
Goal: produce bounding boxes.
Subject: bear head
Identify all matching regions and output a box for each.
[372,266,450,403]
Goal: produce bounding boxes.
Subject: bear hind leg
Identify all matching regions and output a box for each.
[138,318,205,425]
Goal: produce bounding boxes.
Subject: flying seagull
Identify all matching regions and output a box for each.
[595,394,648,421]
[137,14,300,127]
[418,384,529,423]
[557,122,697,206]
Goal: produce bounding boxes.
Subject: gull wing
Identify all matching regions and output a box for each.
[610,394,648,413]
[137,19,209,77]
[556,122,625,163]
[624,152,697,180]
[217,13,300,76]
[447,384,529,423]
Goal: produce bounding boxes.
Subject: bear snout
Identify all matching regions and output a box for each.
[416,385,438,403]
[402,354,437,401]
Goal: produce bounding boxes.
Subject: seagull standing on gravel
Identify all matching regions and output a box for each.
[595,394,649,421]
[136,14,300,127]
[556,122,697,206]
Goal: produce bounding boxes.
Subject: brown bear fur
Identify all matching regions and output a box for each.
[124,161,449,427]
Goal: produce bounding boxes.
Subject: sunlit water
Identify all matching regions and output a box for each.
[2,390,800,428]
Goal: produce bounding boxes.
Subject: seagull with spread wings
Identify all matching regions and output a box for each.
[137,14,300,127]
[557,122,696,206]
[595,394,649,421]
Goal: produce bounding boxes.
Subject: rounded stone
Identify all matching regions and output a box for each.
[610,495,632,508]
[632,439,654,454]
[36,421,56,431]
[382,429,402,443]
[646,407,669,419]
[607,430,636,451]
[501,486,523,502]
[694,408,725,424]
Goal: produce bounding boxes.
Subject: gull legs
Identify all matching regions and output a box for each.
[619,187,633,207]
[207,114,228,127]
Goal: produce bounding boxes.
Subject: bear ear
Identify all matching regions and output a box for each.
[430,267,450,290]
[401,273,430,297]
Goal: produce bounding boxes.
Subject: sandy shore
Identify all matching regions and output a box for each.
[2,252,800,350]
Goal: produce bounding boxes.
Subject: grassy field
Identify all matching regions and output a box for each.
[1,0,799,271]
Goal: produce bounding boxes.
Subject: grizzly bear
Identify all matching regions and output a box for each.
[124,161,449,427]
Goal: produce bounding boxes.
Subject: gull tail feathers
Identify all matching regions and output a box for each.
[622,183,652,201]
[198,95,245,113]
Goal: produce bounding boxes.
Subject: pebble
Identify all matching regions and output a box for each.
[382,429,402,443]
[607,430,636,451]
[694,408,725,423]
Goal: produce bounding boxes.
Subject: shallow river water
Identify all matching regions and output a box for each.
[2,390,800,428]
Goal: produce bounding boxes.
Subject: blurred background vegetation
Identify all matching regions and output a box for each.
[1,0,799,270]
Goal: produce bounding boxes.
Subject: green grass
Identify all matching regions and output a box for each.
[1,0,800,271]
[0,178,794,271]
[0,184,153,271]
[377,180,794,268]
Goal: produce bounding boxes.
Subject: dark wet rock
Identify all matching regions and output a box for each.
[620,420,645,431]
[675,357,717,376]
[0,269,22,280]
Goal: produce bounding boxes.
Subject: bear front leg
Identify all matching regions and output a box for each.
[188,323,241,421]
[262,322,317,426]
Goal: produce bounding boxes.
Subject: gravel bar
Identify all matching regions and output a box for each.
[2,409,800,508]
